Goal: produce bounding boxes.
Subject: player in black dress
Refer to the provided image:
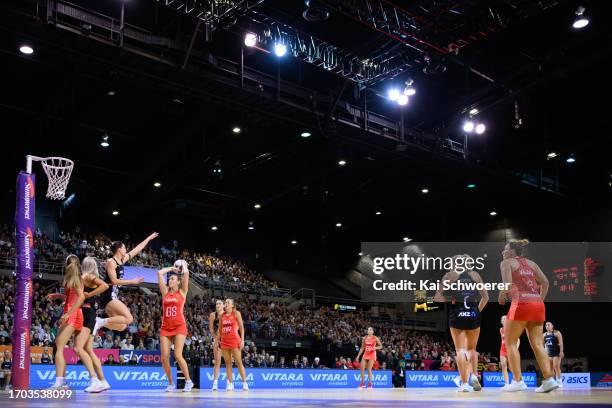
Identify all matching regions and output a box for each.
[544,322,564,387]
[435,255,489,392]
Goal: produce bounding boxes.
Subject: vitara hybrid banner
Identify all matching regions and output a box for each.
[12,171,35,390]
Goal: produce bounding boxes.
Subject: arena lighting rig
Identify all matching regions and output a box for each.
[152,0,561,86]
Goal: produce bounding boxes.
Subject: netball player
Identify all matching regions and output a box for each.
[544,322,564,387]
[499,239,558,393]
[355,327,382,388]
[209,299,224,390]
[74,256,111,392]
[93,233,158,335]
[434,254,488,392]
[46,256,99,392]
[158,261,194,392]
[218,298,248,390]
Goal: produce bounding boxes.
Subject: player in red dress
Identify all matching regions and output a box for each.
[218,298,248,391]
[158,260,193,392]
[355,327,382,388]
[46,256,99,392]
[499,239,558,393]
[209,299,224,390]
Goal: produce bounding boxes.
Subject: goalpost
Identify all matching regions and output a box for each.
[11,155,73,390]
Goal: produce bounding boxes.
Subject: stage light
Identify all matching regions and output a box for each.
[338,159,347,166]
[301,131,311,138]
[467,184,476,189]
[404,86,416,96]
[244,33,257,47]
[19,45,34,55]
[402,237,412,242]
[232,126,242,134]
[100,134,110,147]
[463,121,475,133]
[112,210,119,216]
[573,6,589,29]
[211,226,218,231]
[421,188,429,194]
[274,43,287,57]
[397,94,409,106]
[107,90,116,96]
[291,240,298,245]
[388,89,400,101]
[469,108,479,115]
[375,211,382,215]
[254,203,262,209]
[335,222,342,228]
[475,123,486,134]
[490,211,497,216]
[248,221,255,230]
[547,152,558,159]
[358,252,363,256]
[566,155,576,164]
[153,181,161,188]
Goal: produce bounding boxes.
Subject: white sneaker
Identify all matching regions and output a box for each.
[557,378,563,388]
[85,379,105,393]
[165,384,176,393]
[242,382,249,391]
[453,375,461,388]
[47,384,69,391]
[92,317,105,337]
[458,383,474,392]
[504,380,528,392]
[226,382,234,391]
[470,374,482,391]
[183,381,194,392]
[98,380,111,391]
[501,383,509,390]
[535,377,559,393]
[212,380,218,391]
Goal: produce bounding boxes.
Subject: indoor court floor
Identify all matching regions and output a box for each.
[2,388,611,408]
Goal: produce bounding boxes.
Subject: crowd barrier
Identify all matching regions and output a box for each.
[29,365,176,390]
[198,367,392,389]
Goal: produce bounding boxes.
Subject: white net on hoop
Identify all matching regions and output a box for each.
[40,157,74,200]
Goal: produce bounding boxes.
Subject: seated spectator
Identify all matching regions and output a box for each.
[105,354,118,365]
[0,351,11,390]
[312,357,322,369]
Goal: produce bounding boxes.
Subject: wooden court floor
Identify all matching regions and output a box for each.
[2,388,611,407]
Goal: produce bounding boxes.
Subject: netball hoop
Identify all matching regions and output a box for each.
[12,155,74,390]
[26,155,74,200]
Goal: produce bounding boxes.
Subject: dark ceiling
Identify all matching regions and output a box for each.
[1,0,611,270]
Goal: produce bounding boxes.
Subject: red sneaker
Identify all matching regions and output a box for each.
[368,382,373,389]
[359,383,365,389]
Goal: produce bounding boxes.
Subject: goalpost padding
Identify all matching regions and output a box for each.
[12,171,36,389]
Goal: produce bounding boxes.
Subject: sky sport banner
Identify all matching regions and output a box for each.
[199,368,392,389]
[359,242,612,303]
[12,171,35,390]
[482,372,537,387]
[591,372,612,387]
[119,349,165,365]
[29,365,176,390]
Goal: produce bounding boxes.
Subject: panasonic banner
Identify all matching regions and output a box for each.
[12,172,36,390]
[199,368,392,389]
[482,372,537,387]
[30,365,176,390]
